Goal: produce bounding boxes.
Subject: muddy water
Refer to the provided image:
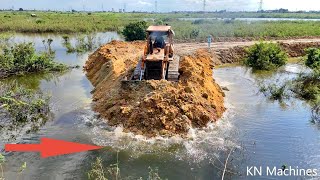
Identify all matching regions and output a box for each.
[1,34,319,180]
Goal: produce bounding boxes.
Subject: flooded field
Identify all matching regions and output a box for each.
[0,33,319,180]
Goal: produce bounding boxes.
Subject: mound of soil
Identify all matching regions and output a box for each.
[279,42,320,57]
[84,41,225,137]
[215,47,247,64]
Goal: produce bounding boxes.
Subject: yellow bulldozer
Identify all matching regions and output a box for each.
[132,25,179,81]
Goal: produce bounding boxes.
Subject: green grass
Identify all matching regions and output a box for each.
[2,11,320,40]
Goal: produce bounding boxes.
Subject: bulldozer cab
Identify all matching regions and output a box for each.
[145,26,174,57]
[131,25,179,82]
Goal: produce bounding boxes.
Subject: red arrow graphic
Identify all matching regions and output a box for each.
[5,138,103,158]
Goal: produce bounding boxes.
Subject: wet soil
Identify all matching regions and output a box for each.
[85,41,225,137]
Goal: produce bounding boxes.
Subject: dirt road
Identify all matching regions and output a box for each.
[175,38,320,64]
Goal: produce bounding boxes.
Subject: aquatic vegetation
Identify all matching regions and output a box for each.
[245,42,288,70]
[0,33,12,49]
[260,83,289,101]
[62,34,99,54]
[88,157,163,180]
[312,104,320,122]
[0,153,4,180]
[88,157,120,180]
[0,154,27,180]
[0,42,67,78]
[42,38,55,55]
[292,70,320,101]
[0,83,51,140]
[305,48,320,69]
[290,49,320,101]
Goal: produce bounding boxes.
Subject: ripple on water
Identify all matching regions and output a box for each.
[77,101,240,165]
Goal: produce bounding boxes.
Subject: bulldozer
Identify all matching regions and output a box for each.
[132,25,179,81]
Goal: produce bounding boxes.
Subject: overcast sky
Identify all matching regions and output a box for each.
[1,0,320,12]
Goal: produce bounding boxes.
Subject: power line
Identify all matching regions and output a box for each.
[258,0,263,11]
[203,0,206,12]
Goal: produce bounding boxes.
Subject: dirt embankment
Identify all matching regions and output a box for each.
[279,42,320,57]
[213,42,320,64]
[85,41,225,137]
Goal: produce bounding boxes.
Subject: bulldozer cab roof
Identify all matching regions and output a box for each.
[146,26,172,32]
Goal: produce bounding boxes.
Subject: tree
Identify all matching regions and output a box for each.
[122,21,147,41]
[19,8,23,11]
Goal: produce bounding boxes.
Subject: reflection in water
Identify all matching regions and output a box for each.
[2,71,67,90]
[312,105,320,122]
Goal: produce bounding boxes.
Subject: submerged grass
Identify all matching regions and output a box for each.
[0,153,3,180]
[62,34,101,54]
[260,83,289,101]
[292,70,320,101]
[0,83,51,139]
[88,156,164,180]
[312,104,320,122]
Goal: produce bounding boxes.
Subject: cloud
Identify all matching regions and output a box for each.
[137,0,153,6]
[0,0,319,12]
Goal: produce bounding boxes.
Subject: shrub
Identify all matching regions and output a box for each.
[122,21,147,41]
[260,83,288,100]
[0,42,67,77]
[293,70,320,101]
[190,29,200,39]
[305,48,320,69]
[245,42,288,70]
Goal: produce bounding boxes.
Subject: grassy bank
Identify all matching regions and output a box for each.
[2,12,320,40]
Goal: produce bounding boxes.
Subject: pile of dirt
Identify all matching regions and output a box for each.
[84,41,226,137]
[214,47,247,64]
[279,42,320,57]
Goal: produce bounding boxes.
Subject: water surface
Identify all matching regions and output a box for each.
[1,33,319,180]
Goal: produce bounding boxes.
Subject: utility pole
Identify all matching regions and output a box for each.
[124,3,126,12]
[82,0,86,12]
[155,0,158,12]
[258,0,263,12]
[203,0,206,12]
[101,4,104,12]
